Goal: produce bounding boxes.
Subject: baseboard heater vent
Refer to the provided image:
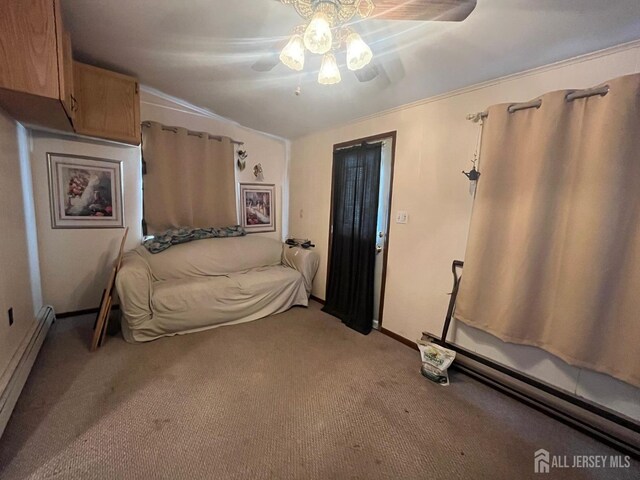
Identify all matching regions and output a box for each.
[0,305,55,437]
[422,332,640,460]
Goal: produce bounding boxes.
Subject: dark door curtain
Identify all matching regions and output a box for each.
[322,142,382,335]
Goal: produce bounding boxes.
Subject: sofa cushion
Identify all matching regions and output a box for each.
[137,235,283,281]
[148,265,306,335]
[228,265,302,296]
[152,275,238,313]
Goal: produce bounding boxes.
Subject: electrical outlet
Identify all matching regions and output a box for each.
[395,211,408,224]
[8,307,14,326]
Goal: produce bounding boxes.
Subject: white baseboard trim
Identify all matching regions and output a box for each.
[0,305,54,437]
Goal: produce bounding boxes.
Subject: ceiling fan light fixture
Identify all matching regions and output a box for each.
[346,32,373,71]
[318,53,341,85]
[279,34,305,71]
[304,11,333,54]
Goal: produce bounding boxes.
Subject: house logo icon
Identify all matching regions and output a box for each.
[534,449,550,474]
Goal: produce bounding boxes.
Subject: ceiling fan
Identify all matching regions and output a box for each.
[252,0,477,85]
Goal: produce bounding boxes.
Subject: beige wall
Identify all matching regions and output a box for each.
[289,42,640,419]
[28,132,142,314]
[26,88,288,315]
[0,108,42,373]
[140,88,290,242]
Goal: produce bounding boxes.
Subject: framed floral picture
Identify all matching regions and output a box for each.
[239,183,276,233]
[47,153,124,229]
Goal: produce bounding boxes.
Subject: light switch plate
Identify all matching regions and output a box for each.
[396,211,408,224]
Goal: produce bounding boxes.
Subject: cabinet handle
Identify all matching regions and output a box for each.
[71,95,78,112]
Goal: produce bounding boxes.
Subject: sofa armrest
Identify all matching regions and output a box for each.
[115,250,154,329]
[282,246,320,295]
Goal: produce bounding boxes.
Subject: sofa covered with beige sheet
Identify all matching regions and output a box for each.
[115,236,319,343]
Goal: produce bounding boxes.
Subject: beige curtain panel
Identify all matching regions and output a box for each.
[142,121,237,233]
[455,73,640,387]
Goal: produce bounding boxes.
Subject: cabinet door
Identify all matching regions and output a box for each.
[0,0,60,99]
[73,62,140,145]
[59,30,75,121]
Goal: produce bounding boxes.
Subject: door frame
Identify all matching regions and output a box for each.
[326,131,397,329]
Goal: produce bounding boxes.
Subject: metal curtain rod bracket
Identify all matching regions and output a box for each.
[566,85,609,102]
[141,121,244,145]
[508,98,542,114]
[466,111,488,123]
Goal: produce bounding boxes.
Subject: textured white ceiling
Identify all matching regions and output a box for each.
[62,0,640,139]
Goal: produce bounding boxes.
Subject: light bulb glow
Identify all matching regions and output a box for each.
[346,32,372,71]
[318,53,341,85]
[279,34,305,71]
[304,12,333,55]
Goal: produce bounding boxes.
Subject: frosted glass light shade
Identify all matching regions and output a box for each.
[346,32,373,71]
[318,53,341,85]
[304,12,333,55]
[280,34,305,71]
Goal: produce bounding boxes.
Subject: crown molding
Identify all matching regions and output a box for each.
[141,40,640,142]
[295,39,640,139]
[139,85,289,144]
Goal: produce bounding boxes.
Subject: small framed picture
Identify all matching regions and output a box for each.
[239,183,276,233]
[47,153,124,229]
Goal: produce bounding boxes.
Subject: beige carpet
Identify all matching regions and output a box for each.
[0,302,636,479]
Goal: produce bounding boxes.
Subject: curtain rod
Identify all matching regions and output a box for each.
[334,140,386,152]
[466,84,611,122]
[141,121,244,145]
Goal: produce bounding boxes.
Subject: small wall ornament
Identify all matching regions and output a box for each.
[253,163,264,181]
[463,119,483,196]
[462,154,481,196]
[237,149,248,171]
[462,159,480,181]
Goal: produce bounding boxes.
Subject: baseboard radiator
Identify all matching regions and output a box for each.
[412,260,640,459]
[421,332,640,460]
[0,306,54,437]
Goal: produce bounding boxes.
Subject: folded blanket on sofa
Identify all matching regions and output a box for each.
[143,225,246,253]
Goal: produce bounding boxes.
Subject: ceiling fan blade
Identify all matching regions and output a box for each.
[251,54,280,72]
[252,39,289,72]
[355,56,405,90]
[354,63,381,82]
[372,0,477,22]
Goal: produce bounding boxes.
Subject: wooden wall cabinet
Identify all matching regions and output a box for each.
[73,62,140,145]
[0,0,141,145]
[0,0,74,131]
